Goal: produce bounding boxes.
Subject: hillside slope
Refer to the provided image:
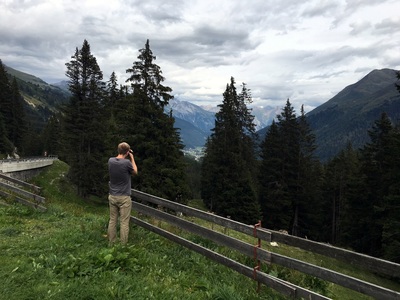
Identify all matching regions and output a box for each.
[174,117,208,149]
[6,63,400,159]
[1,161,399,299]
[306,68,400,160]
[4,64,70,131]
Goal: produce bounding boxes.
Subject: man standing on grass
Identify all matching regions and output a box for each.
[108,142,138,245]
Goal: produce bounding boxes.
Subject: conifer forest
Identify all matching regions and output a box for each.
[1,40,400,264]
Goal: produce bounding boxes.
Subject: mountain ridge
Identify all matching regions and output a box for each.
[4,63,400,161]
[4,64,70,130]
[309,68,398,115]
[306,68,400,161]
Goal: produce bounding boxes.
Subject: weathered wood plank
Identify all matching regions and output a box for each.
[0,181,45,203]
[133,198,400,300]
[265,229,400,280]
[269,252,400,300]
[0,190,46,212]
[133,202,258,259]
[132,189,400,281]
[130,216,331,300]
[0,173,41,193]
[131,189,271,241]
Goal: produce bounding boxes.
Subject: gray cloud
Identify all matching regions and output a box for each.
[350,21,372,35]
[374,18,400,35]
[140,1,185,24]
[301,1,340,18]
[0,0,399,110]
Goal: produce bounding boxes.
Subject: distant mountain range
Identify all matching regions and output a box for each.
[4,63,400,161]
[164,101,215,149]
[165,99,281,149]
[256,68,400,161]
[173,68,400,162]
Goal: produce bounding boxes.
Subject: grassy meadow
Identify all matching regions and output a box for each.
[0,160,399,299]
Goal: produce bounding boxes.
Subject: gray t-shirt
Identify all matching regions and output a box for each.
[108,157,133,196]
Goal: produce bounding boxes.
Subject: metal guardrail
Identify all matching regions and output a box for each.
[0,173,46,211]
[0,156,55,210]
[0,155,58,164]
[0,156,58,173]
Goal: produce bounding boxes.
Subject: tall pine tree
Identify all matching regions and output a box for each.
[259,100,321,238]
[41,113,62,156]
[294,105,322,239]
[259,100,299,232]
[62,39,107,197]
[0,113,13,154]
[0,61,26,154]
[359,113,393,256]
[321,143,361,244]
[259,120,291,229]
[126,39,173,109]
[0,60,12,136]
[201,77,260,224]
[9,77,26,151]
[381,122,400,262]
[354,112,400,262]
[381,74,400,262]
[0,60,13,154]
[103,72,122,157]
[117,39,190,202]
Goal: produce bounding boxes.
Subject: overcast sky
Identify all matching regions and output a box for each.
[1,0,400,111]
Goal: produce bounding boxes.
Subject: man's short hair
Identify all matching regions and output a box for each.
[118,142,131,155]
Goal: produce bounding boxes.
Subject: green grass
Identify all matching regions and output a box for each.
[185,201,400,299]
[0,161,285,300]
[1,160,399,299]
[184,202,400,299]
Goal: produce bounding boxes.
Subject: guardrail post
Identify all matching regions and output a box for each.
[253,220,262,293]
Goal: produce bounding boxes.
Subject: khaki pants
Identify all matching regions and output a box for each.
[108,195,132,244]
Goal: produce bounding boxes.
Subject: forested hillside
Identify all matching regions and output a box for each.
[201,78,400,264]
[4,64,69,131]
[0,60,27,155]
[1,45,400,265]
[0,61,68,157]
[307,68,400,161]
[267,106,400,262]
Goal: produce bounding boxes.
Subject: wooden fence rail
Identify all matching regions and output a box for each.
[0,173,46,211]
[0,173,42,193]
[268,230,400,279]
[131,189,400,300]
[131,189,399,279]
[131,215,329,300]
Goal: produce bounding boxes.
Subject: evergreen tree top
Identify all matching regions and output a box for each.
[126,39,173,108]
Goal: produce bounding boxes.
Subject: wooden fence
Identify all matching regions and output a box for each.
[130,189,400,300]
[0,173,46,211]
